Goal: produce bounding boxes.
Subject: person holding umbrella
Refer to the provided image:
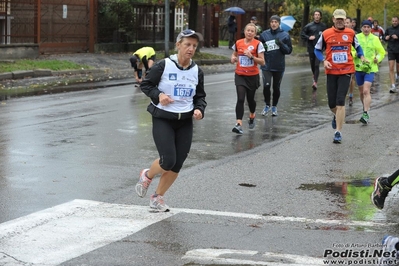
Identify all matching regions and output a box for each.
[227,13,237,49]
[259,15,293,117]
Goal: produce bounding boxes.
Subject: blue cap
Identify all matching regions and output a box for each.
[361,20,372,27]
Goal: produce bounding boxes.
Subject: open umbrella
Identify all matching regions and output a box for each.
[280,15,296,31]
[224,7,245,15]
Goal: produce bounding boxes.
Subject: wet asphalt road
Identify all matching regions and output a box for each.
[0,63,397,221]
[2,63,399,265]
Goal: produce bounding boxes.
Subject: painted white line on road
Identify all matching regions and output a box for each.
[0,199,390,265]
[0,199,173,265]
[182,249,324,265]
[176,207,391,229]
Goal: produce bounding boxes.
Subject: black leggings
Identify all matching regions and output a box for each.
[326,74,351,108]
[262,70,284,106]
[152,116,193,173]
[308,51,321,82]
[235,85,257,120]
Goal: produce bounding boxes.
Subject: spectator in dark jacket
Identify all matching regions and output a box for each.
[300,10,327,90]
[258,15,292,117]
[227,13,237,49]
[250,16,262,39]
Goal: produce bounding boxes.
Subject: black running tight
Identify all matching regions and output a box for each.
[262,70,284,107]
[152,116,193,173]
[309,51,321,83]
[235,85,256,120]
[326,74,351,108]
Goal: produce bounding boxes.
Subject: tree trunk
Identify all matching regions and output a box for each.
[301,0,310,47]
[263,1,268,31]
[188,0,198,31]
[188,0,200,51]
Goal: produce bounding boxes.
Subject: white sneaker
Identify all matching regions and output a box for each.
[379,235,399,265]
[150,194,170,212]
[135,169,152,198]
[390,85,397,93]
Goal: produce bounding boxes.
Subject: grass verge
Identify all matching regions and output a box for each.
[0,60,92,73]
[0,43,307,73]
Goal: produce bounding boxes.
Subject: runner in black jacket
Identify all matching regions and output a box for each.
[384,16,399,92]
[259,15,292,117]
[300,10,327,90]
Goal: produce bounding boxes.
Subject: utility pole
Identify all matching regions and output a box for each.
[263,0,268,32]
[165,0,170,57]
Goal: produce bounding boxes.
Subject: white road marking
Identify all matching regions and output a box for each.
[176,207,391,228]
[0,199,390,265]
[0,200,173,265]
[182,249,324,265]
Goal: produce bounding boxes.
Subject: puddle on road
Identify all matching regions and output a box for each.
[298,177,379,223]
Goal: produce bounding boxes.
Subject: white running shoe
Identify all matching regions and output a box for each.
[379,235,399,265]
[150,194,170,212]
[135,169,151,198]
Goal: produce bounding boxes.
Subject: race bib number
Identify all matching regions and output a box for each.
[332,52,348,64]
[173,87,194,97]
[266,40,279,51]
[239,55,254,67]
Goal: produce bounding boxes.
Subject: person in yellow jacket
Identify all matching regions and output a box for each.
[353,20,386,124]
[129,47,156,84]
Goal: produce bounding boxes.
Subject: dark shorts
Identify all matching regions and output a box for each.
[129,54,156,71]
[141,55,156,70]
[388,52,399,63]
[234,73,260,91]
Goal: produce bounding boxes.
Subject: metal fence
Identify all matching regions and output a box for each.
[0,0,93,53]
[0,0,189,53]
[0,0,35,44]
[96,1,179,44]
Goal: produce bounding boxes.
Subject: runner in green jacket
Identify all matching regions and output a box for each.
[353,20,386,124]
